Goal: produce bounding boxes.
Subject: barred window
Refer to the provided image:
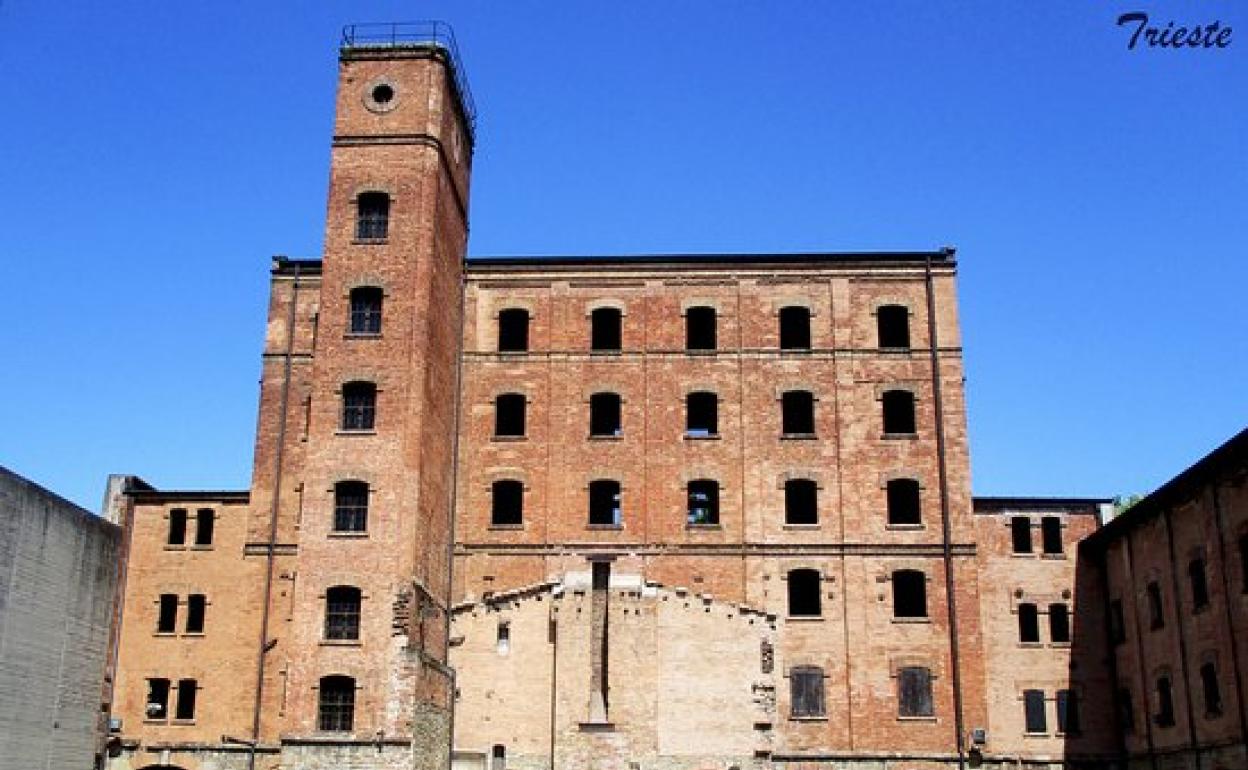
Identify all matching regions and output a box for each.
[325,586,362,641]
[790,666,825,718]
[333,481,369,533]
[341,381,376,431]
[898,667,934,717]
[349,287,383,334]
[318,675,356,732]
[355,192,389,240]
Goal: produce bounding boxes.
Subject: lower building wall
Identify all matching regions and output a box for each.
[109,734,451,770]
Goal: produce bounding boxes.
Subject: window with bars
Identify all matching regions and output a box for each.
[349,287,383,335]
[687,479,719,526]
[494,394,526,437]
[355,192,389,240]
[887,479,921,525]
[498,309,530,352]
[877,305,911,349]
[686,306,717,351]
[784,479,818,525]
[893,570,927,619]
[186,594,206,634]
[333,481,369,533]
[175,679,198,720]
[1049,603,1071,643]
[787,569,821,617]
[686,392,718,437]
[325,586,362,640]
[341,381,376,431]
[898,667,934,717]
[491,480,523,526]
[589,480,622,526]
[318,675,356,731]
[882,390,916,434]
[591,307,622,351]
[1023,689,1047,733]
[1018,603,1040,643]
[789,666,825,718]
[779,306,811,350]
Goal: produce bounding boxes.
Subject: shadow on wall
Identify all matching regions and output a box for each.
[1064,550,1123,767]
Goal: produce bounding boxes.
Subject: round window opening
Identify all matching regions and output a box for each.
[371,84,395,105]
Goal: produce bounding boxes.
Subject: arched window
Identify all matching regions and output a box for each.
[898,667,934,717]
[686,392,718,436]
[591,307,622,351]
[886,478,921,525]
[787,568,821,617]
[355,192,390,240]
[784,479,818,525]
[781,390,815,435]
[779,306,811,350]
[789,665,825,718]
[498,309,530,352]
[318,675,356,732]
[333,481,369,533]
[893,570,927,618]
[686,306,717,351]
[687,479,719,525]
[877,305,910,349]
[341,381,376,431]
[1018,603,1040,643]
[325,586,362,640]
[1049,603,1071,643]
[494,393,526,437]
[349,287,383,335]
[589,392,622,437]
[1155,675,1175,727]
[588,480,622,526]
[491,480,523,526]
[881,390,916,435]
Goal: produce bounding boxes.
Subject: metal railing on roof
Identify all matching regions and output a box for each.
[340,21,477,141]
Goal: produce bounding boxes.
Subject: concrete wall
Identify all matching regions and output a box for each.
[0,466,121,769]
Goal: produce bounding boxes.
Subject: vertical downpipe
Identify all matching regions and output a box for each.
[925,255,967,769]
[250,263,301,770]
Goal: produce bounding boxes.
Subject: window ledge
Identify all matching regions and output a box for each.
[1049,641,1071,649]
[335,429,377,437]
[779,348,812,355]
[142,718,169,725]
[1023,731,1050,738]
[496,350,530,356]
[189,545,214,551]
[163,545,187,551]
[881,432,919,441]
[789,715,828,722]
[154,632,177,638]
[686,523,723,530]
[589,350,623,356]
[320,639,362,647]
[786,615,825,623]
[886,523,924,531]
[780,433,818,441]
[684,433,721,441]
[327,531,369,539]
[1018,641,1043,649]
[892,616,932,624]
[171,719,197,726]
[685,349,717,356]
[782,523,821,530]
[879,347,913,354]
[588,434,624,441]
[897,715,937,722]
[1040,553,1067,560]
[182,632,205,639]
[351,238,388,246]
[488,524,524,531]
[491,435,527,442]
[586,524,623,531]
[1011,552,1036,558]
[344,332,382,340]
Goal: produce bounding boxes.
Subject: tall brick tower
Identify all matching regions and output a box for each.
[246,21,474,770]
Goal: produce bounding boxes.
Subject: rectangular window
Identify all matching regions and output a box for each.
[186,594,206,634]
[790,667,825,718]
[898,667,934,717]
[157,594,178,633]
[1190,558,1210,610]
[194,509,214,546]
[1041,516,1063,554]
[1049,603,1071,644]
[1023,689,1047,733]
[168,509,187,546]
[1057,689,1080,734]
[145,678,170,720]
[175,679,197,720]
[1156,676,1176,727]
[1011,516,1032,554]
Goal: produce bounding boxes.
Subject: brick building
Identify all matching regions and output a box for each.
[98,23,1244,770]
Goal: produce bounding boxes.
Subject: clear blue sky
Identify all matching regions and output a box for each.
[0,2,1244,511]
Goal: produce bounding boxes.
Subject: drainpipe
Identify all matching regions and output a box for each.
[249,262,301,770]
[924,253,967,770]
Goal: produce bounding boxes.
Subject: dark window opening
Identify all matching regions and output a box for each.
[494,394,526,437]
[877,305,911,349]
[1041,516,1063,555]
[787,569,822,617]
[589,392,622,437]
[592,561,611,590]
[1109,599,1126,645]
[168,508,187,546]
[779,306,811,350]
[1049,603,1071,644]
[325,586,362,641]
[882,390,916,434]
[496,621,510,652]
[341,381,376,431]
[1024,689,1047,733]
[1190,558,1210,610]
[790,665,825,718]
[175,679,197,720]
[194,509,214,546]
[781,390,815,435]
[1155,676,1175,727]
[898,666,934,718]
[591,307,622,351]
[355,192,389,240]
[318,675,356,732]
[1018,603,1040,643]
[1011,517,1033,554]
[349,287,383,335]
[1057,689,1080,734]
[687,479,720,526]
[491,480,524,526]
[157,594,178,633]
[491,744,507,770]
[1119,687,1135,733]
[1201,663,1223,717]
[686,306,717,351]
[498,309,530,352]
[589,480,621,526]
[145,678,170,720]
[1240,535,1248,593]
[784,479,818,525]
[887,479,921,525]
[186,594,206,634]
[333,480,369,533]
[1147,581,1165,630]
[686,392,718,437]
[893,570,927,618]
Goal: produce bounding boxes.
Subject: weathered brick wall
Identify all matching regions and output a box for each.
[0,467,121,770]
